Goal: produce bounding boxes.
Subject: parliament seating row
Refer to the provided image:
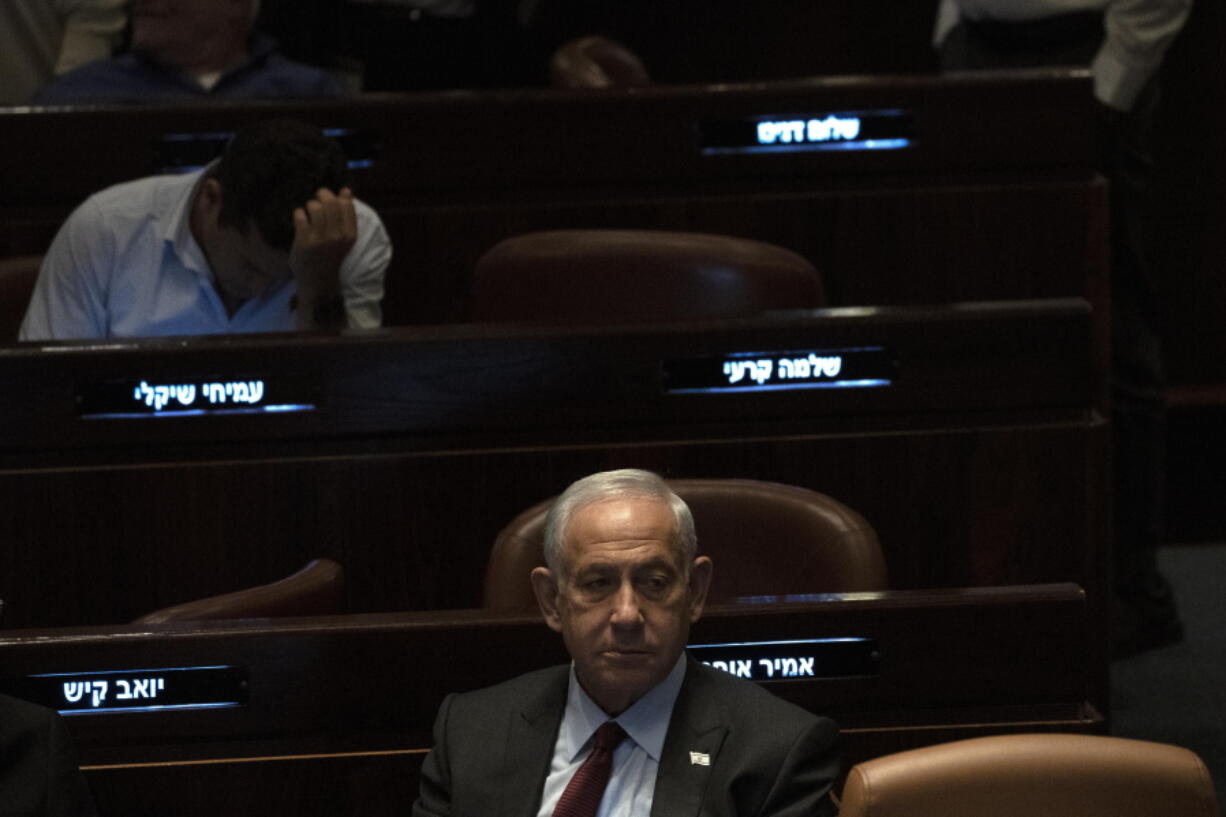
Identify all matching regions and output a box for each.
[1,70,1105,331]
[0,584,1097,817]
[0,298,1104,626]
[4,3,1218,392]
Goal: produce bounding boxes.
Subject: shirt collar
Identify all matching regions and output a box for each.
[165,166,213,283]
[135,34,278,89]
[562,652,687,763]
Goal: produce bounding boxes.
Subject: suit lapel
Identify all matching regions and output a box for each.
[499,668,569,817]
[650,659,727,817]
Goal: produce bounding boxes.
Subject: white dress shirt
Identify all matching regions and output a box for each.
[536,654,687,817]
[933,0,1192,110]
[19,168,390,340]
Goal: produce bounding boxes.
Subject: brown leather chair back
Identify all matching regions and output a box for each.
[0,255,42,341]
[838,734,1219,817]
[483,478,886,609]
[472,230,824,325]
[131,558,345,623]
[549,36,652,89]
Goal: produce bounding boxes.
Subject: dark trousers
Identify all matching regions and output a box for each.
[942,16,1172,606]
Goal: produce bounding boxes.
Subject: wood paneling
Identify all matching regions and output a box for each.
[0,301,1103,630]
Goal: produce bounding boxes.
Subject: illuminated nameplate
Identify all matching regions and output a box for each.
[0,666,249,715]
[689,638,878,682]
[663,347,893,394]
[77,376,318,418]
[156,128,378,173]
[699,110,914,155]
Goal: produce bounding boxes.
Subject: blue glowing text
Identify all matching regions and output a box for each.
[757,115,861,146]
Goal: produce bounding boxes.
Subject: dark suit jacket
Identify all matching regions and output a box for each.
[0,694,98,817]
[412,655,839,817]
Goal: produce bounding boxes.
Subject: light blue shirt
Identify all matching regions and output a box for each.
[536,654,687,817]
[19,168,390,341]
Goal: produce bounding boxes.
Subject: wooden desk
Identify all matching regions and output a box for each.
[0,299,1104,631]
[0,584,1099,817]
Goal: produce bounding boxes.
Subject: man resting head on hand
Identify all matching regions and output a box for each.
[21,118,391,341]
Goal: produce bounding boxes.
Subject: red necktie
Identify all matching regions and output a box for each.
[552,721,628,817]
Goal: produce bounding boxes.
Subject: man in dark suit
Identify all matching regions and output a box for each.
[0,693,98,817]
[412,469,838,817]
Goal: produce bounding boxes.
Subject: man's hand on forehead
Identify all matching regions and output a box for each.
[289,187,357,328]
[292,187,357,267]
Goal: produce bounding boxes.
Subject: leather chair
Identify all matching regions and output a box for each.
[131,558,345,623]
[482,478,886,609]
[838,733,1219,817]
[471,229,824,325]
[0,255,42,341]
[549,36,652,89]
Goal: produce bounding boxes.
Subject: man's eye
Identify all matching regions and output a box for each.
[582,578,611,591]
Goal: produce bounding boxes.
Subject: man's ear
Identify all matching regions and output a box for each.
[199,177,224,222]
[531,567,563,633]
[687,556,713,623]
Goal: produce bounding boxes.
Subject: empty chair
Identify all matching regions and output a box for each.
[549,36,652,89]
[0,255,41,341]
[838,733,1218,817]
[471,229,824,325]
[132,558,345,623]
[483,478,885,609]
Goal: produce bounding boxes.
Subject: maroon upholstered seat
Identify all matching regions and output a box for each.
[472,229,824,325]
[838,734,1218,817]
[0,255,42,341]
[131,558,345,623]
[482,478,886,609]
[549,36,652,89]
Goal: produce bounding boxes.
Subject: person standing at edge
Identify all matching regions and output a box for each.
[935,0,1194,657]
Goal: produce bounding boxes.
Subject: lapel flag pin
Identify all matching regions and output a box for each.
[689,752,710,766]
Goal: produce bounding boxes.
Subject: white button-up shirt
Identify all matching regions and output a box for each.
[20,168,390,340]
[933,0,1192,110]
